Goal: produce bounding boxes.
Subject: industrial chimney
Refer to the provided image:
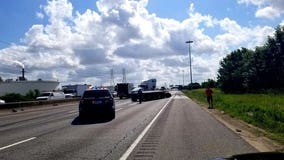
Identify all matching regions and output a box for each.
[19,68,26,81]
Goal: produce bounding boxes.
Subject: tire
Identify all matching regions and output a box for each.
[109,110,115,120]
[79,112,85,119]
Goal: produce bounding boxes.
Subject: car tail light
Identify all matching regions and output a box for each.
[105,98,113,103]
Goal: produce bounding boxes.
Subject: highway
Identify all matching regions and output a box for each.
[0,91,257,160]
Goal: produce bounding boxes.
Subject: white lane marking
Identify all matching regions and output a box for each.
[68,111,77,114]
[0,137,36,151]
[128,103,138,106]
[115,108,123,112]
[174,95,189,99]
[116,101,132,107]
[119,96,174,160]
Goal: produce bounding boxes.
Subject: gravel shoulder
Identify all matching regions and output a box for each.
[191,98,284,152]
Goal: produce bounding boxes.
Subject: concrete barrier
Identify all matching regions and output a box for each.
[0,98,80,109]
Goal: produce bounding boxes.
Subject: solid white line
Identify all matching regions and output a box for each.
[68,111,77,114]
[119,97,173,160]
[115,108,123,112]
[0,137,36,151]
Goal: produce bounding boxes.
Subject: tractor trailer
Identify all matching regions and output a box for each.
[117,83,134,99]
[130,79,171,102]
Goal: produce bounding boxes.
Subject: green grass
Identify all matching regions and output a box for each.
[183,89,284,144]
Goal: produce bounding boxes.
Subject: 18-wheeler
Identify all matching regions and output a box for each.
[117,83,134,99]
[130,79,171,102]
[62,84,92,97]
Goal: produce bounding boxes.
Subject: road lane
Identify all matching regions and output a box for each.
[0,92,258,160]
[127,92,257,160]
[0,98,170,160]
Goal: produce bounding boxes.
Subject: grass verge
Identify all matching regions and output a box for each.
[183,88,284,144]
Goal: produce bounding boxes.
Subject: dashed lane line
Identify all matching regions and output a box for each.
[0,137,36,151]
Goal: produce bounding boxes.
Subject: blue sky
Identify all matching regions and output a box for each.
[1,0,282,48]
[0,0,283,86]
[0,0,96,48]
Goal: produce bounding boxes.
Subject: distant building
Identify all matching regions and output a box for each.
[0,68,59,96]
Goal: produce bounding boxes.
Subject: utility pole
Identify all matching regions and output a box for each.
[110,68,115,90]
[182,70,184,87]
[122,68,126,83]
[186,40,193,88]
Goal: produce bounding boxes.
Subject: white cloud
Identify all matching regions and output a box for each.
[0,0,277,86]
[256,6,281,19]
[238,0,284,19]
[36,12,44,19]
[44,0,73,22]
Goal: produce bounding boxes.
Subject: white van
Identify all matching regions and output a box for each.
[36,91,65,101]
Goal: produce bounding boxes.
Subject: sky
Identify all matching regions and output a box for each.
[0,0,284,87]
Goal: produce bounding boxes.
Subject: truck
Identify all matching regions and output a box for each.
[62,84,92,97]
[117,83,134,99]
[130,79,171,102]
[36,91,65,101]
[139,79,157,91]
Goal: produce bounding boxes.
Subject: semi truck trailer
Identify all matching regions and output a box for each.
[117,83,134,99]
[130,79,171,102]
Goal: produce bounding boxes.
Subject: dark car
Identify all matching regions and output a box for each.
[79,89,115,120]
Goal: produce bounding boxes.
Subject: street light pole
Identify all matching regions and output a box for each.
[186,40,193,88]
[182,70,184,87]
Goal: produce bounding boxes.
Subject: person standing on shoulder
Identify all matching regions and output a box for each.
[138,89,143,104]
[205,86,213,109]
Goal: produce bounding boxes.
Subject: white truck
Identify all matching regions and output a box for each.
[36,91,65,101]
[131,79,171,102]
[138,79,157,91]
[62,84,92,97]
[117,83,134,99]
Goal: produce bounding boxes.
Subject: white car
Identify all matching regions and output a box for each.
[111,91,117,97]
[0,99,5,104]
[36,91,65,100]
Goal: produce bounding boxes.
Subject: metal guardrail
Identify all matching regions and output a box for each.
[0,98,80,109]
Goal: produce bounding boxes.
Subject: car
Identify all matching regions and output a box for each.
[79,89,115,120]
[64,93,75,98]
[0,99,5,104]
[36,91,65,101]
[111,91,117,97]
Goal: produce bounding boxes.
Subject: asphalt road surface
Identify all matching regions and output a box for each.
[0,91,257,160]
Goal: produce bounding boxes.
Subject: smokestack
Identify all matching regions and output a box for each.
[19,68,26,81]
[22,68,25,80]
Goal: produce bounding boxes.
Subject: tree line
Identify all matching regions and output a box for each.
[0,89,40,102]
[217,25,284,93]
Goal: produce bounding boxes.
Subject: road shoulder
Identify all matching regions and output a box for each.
[190,98,284,152]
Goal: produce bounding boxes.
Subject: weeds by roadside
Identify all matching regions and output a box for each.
[183,89,284,144]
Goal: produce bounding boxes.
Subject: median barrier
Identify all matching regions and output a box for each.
[0,98,80,109]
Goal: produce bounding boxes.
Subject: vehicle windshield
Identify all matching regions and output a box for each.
[39,93,51,96]
[0,0,284,160]
[83,90,111,98]
[63,89,75,94]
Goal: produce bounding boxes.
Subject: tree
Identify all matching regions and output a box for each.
[188,82,201,89]
[218,25,284,92]
[246,46,267,91]
[217,48,253,93]
[248,26,284,90]
[201,79,218,88]
[25,89,41,100]
[1,93,25,102]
